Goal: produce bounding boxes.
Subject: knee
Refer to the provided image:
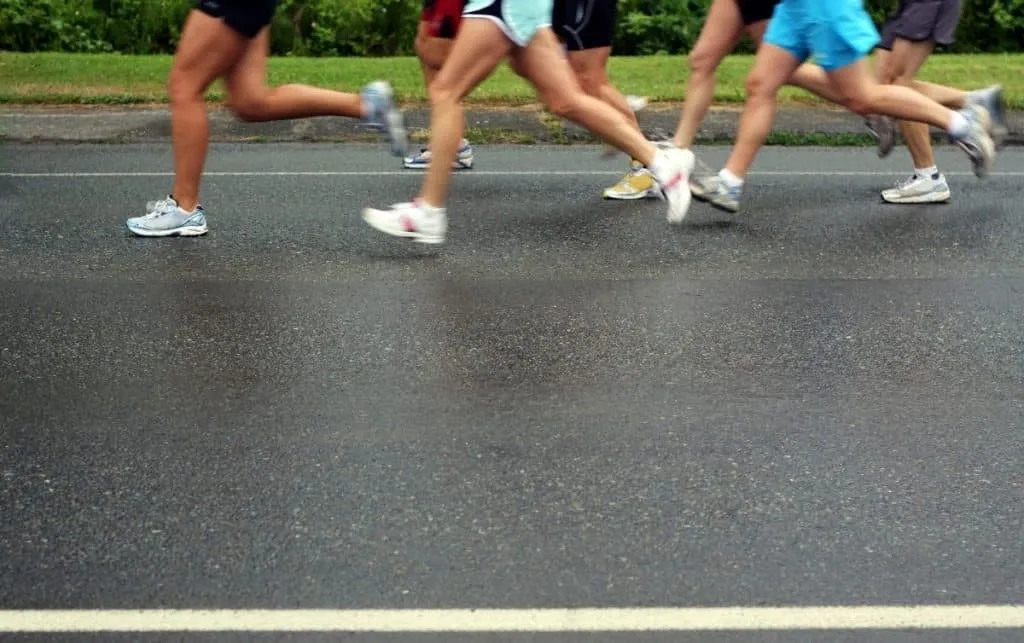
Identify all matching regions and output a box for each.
[545,89,583,120]
[167,67,202,108]
[572,68,605,99]
[227,91,267,122]
[744,71,777,101]
[688,45,719,79]
[842,92,874,116]
[427,77,458,108]
[881,62,908,87]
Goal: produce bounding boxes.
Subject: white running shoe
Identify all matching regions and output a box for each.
[126,196,208,237]
[403,140,474,170]
[953,104,996,178]
[362,199,447,244]
[881,173,951,204]
[650,148,696,224]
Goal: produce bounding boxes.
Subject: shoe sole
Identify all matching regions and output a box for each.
[708,200,739,214]
[881,191,952,204]
[603,190,659,201]
[403,158,474,170]
[127,225,208,237]
[362,210,444,244]
[690,184,710,201]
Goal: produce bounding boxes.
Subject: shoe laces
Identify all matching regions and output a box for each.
[142,198,177,218]
[893,174,921,190]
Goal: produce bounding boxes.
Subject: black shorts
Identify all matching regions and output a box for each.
[196,0,278,39]
[736,0,780,26]
[552,0,618,52]
[422,0,467,39]
[878,0,962,50]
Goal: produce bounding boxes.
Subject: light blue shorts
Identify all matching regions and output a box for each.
[463,0,554,47]
[763,0,880,71]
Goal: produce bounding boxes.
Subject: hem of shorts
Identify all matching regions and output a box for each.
[819,44,878,72]
[563,38,615,52]
[890,32,955,45]
[462,14,524,46]
[462,15,553,47]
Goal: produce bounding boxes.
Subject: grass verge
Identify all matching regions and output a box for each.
[2,52,1023,108]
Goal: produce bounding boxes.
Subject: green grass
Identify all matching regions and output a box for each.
[2,52,1023,108]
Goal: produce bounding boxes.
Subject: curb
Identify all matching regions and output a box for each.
[1,104,1022,146]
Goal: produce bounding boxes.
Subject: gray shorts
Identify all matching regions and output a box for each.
[878,0,962,50]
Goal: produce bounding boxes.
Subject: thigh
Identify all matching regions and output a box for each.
[887,37,936,81]
[224,27,272,99]
[173,8,250,92]
[749,40,805,96]
[692,0,746,59]
[433,15,511,101]
[510,27,584,103]
[566,46,610,79]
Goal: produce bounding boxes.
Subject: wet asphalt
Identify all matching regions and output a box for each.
[0,142,1022,641]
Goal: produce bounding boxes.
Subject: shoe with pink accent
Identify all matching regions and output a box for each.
[362,199,447,244]
[650,146,696,224]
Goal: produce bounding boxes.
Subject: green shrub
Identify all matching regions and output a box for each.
[0,0,110,52]
[0,0,1021,55]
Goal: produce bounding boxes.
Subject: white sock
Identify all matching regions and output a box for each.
[947,111,969,139]
[415,197,445,212]
[719,168,744,189]
[915,165,939,180]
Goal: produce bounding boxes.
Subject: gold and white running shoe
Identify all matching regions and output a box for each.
[602,160,660,200]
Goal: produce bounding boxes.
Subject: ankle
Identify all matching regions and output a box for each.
[170,193,199,212]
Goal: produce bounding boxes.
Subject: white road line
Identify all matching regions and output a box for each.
[2,606,1024,632]
[2,170,1024,178]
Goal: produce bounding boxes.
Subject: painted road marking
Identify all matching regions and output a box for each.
[3,170,1024,178]
[2,606,1024,632]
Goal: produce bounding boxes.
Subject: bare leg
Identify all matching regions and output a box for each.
[513,28,696,222]
[415,21,452,88]
[744,20,848,107]
[166,10,249,211]
[827,59,961,131]
[513,29,660,164]
[886,38,938,171]
[362,20,696,241]
[418,19,514,206]
[724,44,804,179]
[825,58,995,177]
[672,0,744,149]
[567,46,639,125]
[912,80,967,107]
[222,30,363,123]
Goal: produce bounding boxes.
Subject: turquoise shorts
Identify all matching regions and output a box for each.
[463,0,553,47]
[763,0,880,71]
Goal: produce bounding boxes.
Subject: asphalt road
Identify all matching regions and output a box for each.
[1,143,1022,641]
